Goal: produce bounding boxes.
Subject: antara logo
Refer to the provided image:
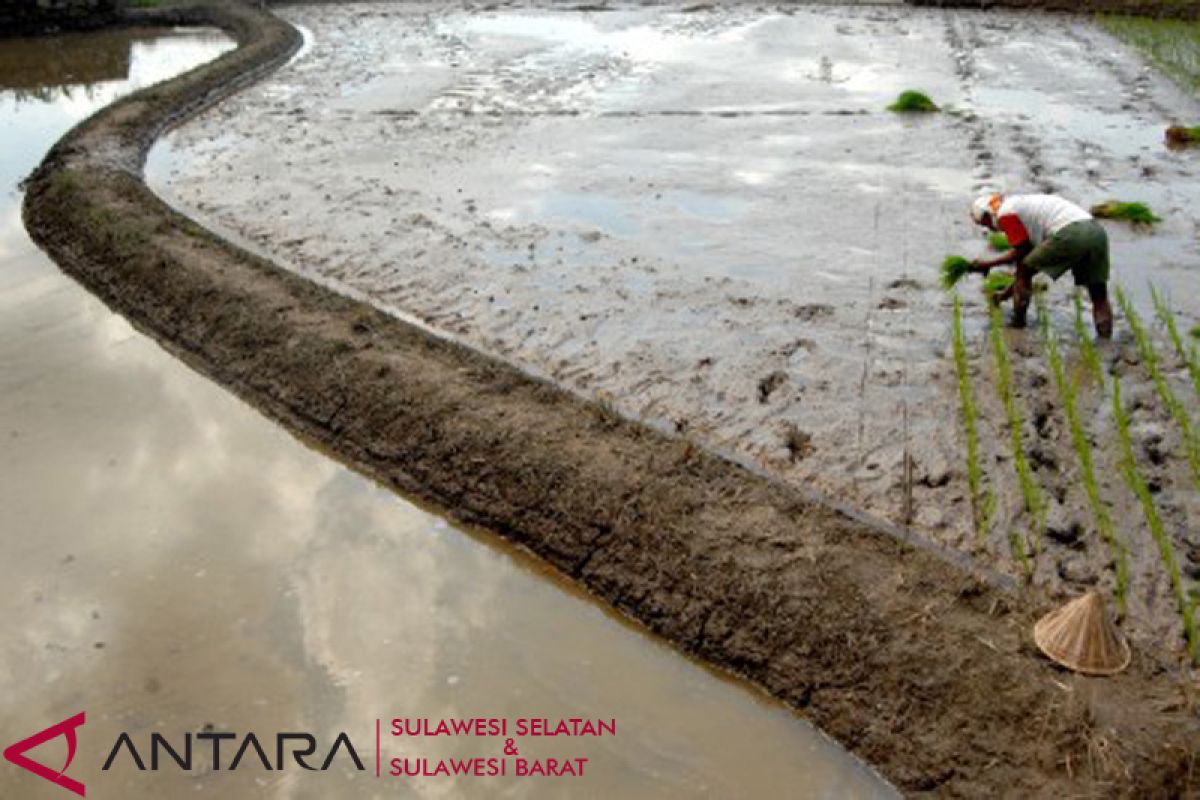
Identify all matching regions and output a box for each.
[3,712,88,797]
[5,713,366,797]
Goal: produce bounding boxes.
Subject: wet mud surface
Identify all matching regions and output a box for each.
[20,1,1200,796]
[156,2,1200,651]
[0,21,895,800]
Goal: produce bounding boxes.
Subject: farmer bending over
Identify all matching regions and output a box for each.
[969,193,1113,338]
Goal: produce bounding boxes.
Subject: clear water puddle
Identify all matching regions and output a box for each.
[0,23,894,800]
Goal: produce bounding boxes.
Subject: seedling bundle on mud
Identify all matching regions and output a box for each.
[1091,201,1161,224]
[887,90,939,113]
[1166,125,1200,145]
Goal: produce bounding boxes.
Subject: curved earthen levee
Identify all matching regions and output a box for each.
[21,1,1199,795]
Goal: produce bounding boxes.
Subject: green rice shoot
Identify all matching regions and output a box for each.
[940,255,972,290]
[1150,283,1200,401]
[1117,287,1200,492]
[1072,292,1106,389]
[1112,374,1197,662]
[888,90,939,113]
[1091,201,1161,225]
[982,271,1013,298]
[952,297,992,543]
[989,305,1041,576]
[1039,302,1128,614]
[987,232,1011,251]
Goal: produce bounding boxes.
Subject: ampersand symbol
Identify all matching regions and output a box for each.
[503,738,518,756]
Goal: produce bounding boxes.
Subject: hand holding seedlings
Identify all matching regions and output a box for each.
[969,193,1113,338]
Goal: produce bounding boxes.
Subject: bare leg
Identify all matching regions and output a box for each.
[1009,268,1032,329]
[1089,283,1113,339]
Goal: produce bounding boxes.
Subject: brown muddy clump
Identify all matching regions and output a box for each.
[21,1,1200,797]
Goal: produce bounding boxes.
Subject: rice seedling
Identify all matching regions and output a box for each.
[1117,287,1200,491]
[1039,303,1129,613]
[1149,283,1200,400]
[940,255,972,290]
[1099,16,1200,92]
[1112,374,1197,661]
[989,305,1041,576]
[888,90,939,113]
[988,232,1011,252]
[982,271,1013,299]
[1073,292,1106,389]
[1090,201,1161,225]
[1166,125,1200,146]
[952,296,992,542]
[1192,325,1200,339]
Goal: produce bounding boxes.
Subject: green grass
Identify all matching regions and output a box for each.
[952,297,993,543]
[1090,201,1161,225]
[1112,374,1197,662]
[988,232,1011,252]
[1073,292,1106,389]
[1150,284,1200,401]
[1099,16,1200,92]
[989,305,1041,577]
[1040,302,1128,614]
[1117,287,1200,492]
[127,0,160,8]
[888,90,939,113]
[940,255,972,290]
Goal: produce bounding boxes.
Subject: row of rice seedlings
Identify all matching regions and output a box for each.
[1112,374,1197,661]
[1149,283,1200,400]
[1072,292,1106,389]
[1117,287,1200,492]
[952,297,993,542]
[1040,304,1129,613]
[989,305,1040,577]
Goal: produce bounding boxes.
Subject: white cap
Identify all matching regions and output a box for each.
[971,194,1001,225]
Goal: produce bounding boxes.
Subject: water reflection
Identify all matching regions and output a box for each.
[0,25,894,800]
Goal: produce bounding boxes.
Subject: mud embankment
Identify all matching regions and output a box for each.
[21,1,1200,796]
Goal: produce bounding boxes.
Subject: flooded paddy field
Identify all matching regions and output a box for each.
[155,2,1200,653]
[0,24,895,800]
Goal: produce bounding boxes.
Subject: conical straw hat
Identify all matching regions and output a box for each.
[1033,592,1130,676]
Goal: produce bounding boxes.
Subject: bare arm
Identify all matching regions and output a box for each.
[972,241,1033,273]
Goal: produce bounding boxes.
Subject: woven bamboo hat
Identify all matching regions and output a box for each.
[1033,592,1130,676]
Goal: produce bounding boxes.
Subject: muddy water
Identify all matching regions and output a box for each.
[0,25,895,800]
[154,2,1200,650]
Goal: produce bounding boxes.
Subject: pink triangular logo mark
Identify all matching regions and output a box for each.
[3,711,86,797]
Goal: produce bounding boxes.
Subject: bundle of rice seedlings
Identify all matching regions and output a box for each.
[888,90,939,113]
[982,271,1014,298]
[988,232,1011,251]
[1166,125,1200,145]
[940,255,972,290]
[1091,201,1161,225]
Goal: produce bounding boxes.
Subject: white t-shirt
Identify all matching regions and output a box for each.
[996,195,1091,248]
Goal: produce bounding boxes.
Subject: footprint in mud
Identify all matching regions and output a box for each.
[878,296,907,311]
[886,278,921,291]
[791,303,834,321]
[758,370,788,403]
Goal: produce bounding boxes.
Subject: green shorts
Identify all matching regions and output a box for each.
[1025,219,1110,287]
